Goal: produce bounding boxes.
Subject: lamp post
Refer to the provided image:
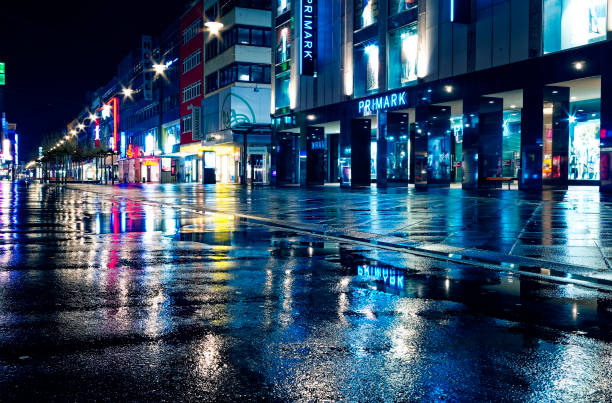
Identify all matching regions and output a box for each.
[152,61,168,157]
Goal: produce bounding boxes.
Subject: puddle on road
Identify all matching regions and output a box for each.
[78,197,612,341]
[345,254,612,341]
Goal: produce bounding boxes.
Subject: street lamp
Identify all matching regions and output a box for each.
[205,21,224,35]
[121,86,135,99]
[152,62,167,78]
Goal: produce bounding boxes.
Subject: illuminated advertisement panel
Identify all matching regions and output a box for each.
[569,119,600,180]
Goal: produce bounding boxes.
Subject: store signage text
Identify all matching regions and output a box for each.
[142,159,158,166]
[299,0,316,76]
[126,144,141,159]
[310,140,324,150]
[358,91,408,116]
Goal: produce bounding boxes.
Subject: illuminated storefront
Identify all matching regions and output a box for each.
[202,145,239,184]
[140,157,161,183]
[502,111,521,178]
[271,0,612,192]
[180,143,203,183]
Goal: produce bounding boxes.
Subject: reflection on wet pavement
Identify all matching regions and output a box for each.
[1,182,612,401]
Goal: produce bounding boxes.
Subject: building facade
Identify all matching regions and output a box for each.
[117,23,182,184]
[180,0,206,183]
[201,0,273,184]
[271,0,612,192]
[0,117,18,180]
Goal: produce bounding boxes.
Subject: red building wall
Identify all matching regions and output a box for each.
[179,0,204,145]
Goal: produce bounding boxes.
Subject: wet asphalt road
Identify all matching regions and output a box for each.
[2,182,612,401]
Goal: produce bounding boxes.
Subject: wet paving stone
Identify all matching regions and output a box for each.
[2,182,612,400]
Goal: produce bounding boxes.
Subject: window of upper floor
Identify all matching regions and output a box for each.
[542,0,607,54]
[355,0,378,30]
[389,0,417,16]
[277,0,291,16]
[182,50,202,74]
[220,0,272,17]
[276,21,291,64]
[182,19,202,45]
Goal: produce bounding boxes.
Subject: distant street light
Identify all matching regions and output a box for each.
[205,21,224,35]
[152,63,167,77]
[121,87,135,99]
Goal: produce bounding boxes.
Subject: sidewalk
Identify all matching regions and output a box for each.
[64,183,612,287]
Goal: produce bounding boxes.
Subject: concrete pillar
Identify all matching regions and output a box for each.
[299,124,308,186]
[351,118,371,187]
[377,0,388,93]
[478,97,504,187]
[462,96,479,189]
[339,114,352,187]
[601,46,612,192]
[306,126,325,186]
[520,86,544,191]
[376,110,388,187]
[543,86,569,190]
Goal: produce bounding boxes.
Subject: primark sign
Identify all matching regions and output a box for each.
[299,0,316,76]
[357,91,408,116]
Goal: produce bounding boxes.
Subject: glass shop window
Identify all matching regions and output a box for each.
[276,23,291,64]
[569,99,600,181]
[389,0,417,15]
[354,41,379,98]
[355,0,378,30]
[277,0,291,15]
[275,73,291,109]
[238,27,251,44]
[388,23,418,89]
[543,0,607,54]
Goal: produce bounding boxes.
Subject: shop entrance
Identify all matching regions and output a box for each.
[247,147,269,184]
[385,112,411,183]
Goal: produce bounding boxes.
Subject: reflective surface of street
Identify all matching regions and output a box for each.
[1,182,612,401]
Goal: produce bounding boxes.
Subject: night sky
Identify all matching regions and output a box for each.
[0,0,191,161]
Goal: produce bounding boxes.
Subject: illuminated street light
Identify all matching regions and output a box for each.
[122,86,134,99]
[205,21,224,35]
[152,63,167,76]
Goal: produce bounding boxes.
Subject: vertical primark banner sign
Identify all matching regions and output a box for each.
[299,0,317,76]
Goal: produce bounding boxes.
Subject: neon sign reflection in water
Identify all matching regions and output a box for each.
[357,265,405,289]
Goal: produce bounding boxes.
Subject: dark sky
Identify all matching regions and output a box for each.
[0,0,191,161]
